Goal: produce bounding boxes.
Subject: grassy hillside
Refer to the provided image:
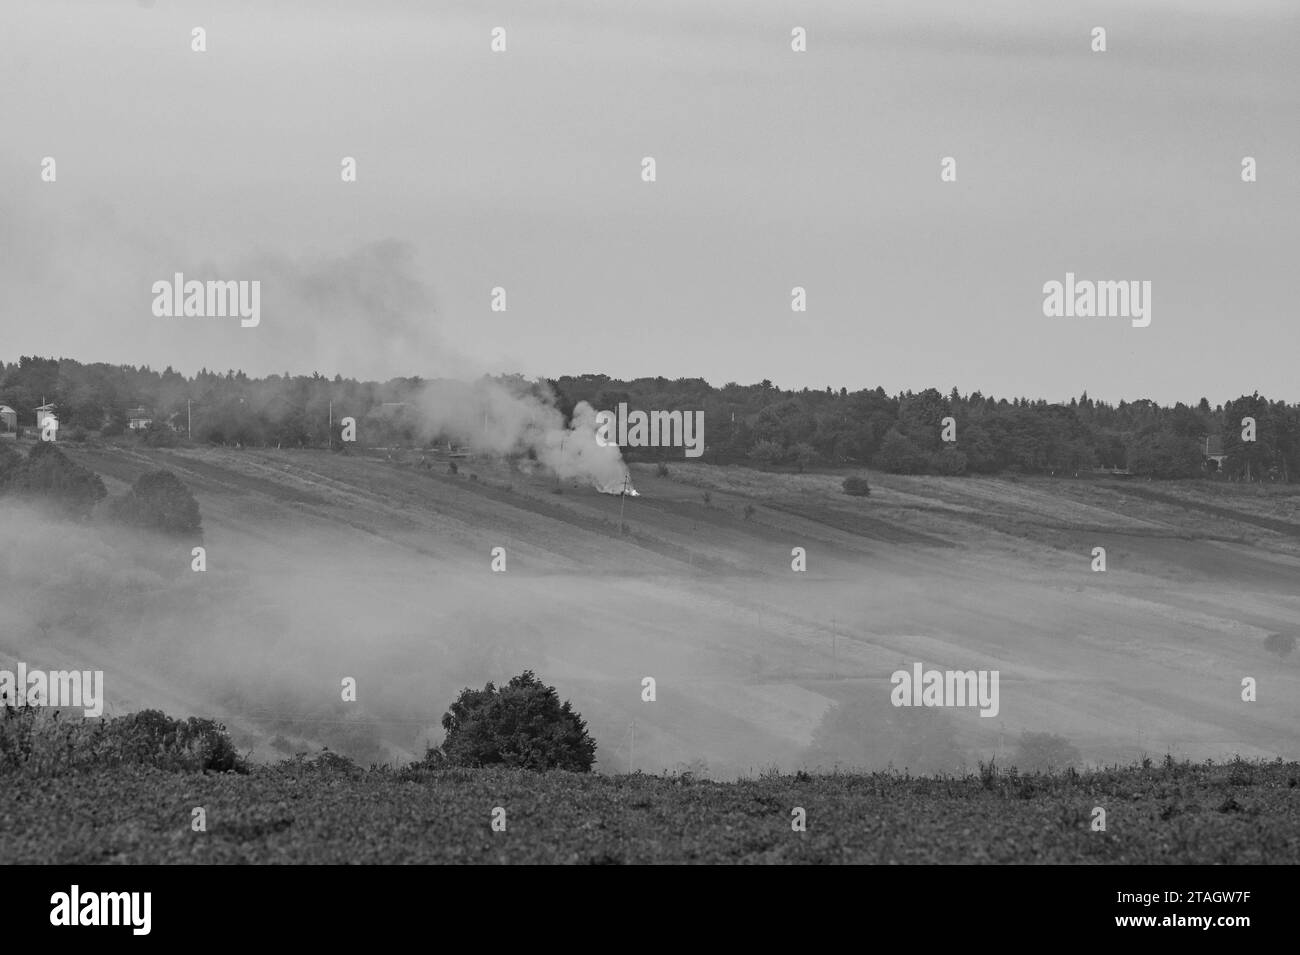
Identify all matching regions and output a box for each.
[3,757,1297,864]
[3,439,1299,779]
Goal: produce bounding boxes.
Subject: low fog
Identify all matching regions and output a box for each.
[4,438,1296,781]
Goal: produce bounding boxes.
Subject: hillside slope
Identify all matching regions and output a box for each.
[2,442,1297,778]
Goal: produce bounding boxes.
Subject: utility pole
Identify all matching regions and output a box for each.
[619,473,629,522]
[187,398,192,437]
[328,398,333,449]
[832,616,837,680]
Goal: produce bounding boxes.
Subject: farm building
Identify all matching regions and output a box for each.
[0,405,16,438]
[127,406,154,430]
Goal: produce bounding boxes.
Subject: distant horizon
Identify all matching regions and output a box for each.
[1,351,1289,411]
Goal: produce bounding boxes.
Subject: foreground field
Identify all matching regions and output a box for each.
[3,759,1296,864]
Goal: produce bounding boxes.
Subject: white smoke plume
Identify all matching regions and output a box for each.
[405,377,636,494]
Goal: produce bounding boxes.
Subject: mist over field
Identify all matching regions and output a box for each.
[4,438,1297,780]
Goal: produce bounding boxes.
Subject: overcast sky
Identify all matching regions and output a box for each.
[2,0,1297,404]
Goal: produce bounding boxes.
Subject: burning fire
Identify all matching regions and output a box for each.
[596,474,639,496]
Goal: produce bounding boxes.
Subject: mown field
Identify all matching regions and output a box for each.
[3,758,1297,864]
[3,439,1299,781]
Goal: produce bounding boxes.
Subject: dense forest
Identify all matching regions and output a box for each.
[2,356,1296,481]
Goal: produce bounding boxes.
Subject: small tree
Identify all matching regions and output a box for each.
[433,671,597,772]
[110,469,202,535]
[842,475,871,496]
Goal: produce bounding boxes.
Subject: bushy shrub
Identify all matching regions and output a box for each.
[1011,732,1082,772]
[3,442,106,518]
[0,706,244,776]
[656,461,669,477]
[842,475,871,496]
[108,469,202,536]
[429,670,597,772]
[1264,632,1296,659]
[109,709,241,772]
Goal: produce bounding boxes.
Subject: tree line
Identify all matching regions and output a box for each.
[2,356,1296,481]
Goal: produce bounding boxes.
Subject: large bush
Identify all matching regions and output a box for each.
[3,442,106,518]
[430,671,597,772]
[109,469,202,535]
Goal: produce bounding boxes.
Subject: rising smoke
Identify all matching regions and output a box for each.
[407,377,637,494]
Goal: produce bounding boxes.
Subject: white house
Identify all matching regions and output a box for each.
[127,406,154,430]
